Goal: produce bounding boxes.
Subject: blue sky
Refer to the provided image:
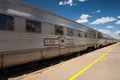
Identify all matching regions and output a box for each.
[23,0,120,39]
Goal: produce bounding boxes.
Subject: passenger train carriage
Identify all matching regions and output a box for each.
[0,0,117,69]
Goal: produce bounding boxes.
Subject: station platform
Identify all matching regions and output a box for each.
[9,43,120,80]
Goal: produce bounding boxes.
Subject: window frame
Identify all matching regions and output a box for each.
[78,31,85,37]
[0,13,14,31]
[55,25,64,35]
[26,19,41,33]
[98,32,103,39]
[67,28,73,36]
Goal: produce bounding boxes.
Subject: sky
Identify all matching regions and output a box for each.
[23,0,120,39]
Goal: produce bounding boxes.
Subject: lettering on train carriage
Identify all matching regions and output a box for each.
[44,38,59,46]
[66,39,74,45]
[44,36,73,46]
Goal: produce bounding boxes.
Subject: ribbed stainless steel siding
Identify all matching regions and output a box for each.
[0,0,95,32]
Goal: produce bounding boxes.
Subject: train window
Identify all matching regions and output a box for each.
[26,20,41,33]
[67,28,73,36]
[98,33,103,39]
[55,25,63,35]
[84,32,87,38]
[78,31,84,37]
[0,13,14,31]
[87,33,95,38]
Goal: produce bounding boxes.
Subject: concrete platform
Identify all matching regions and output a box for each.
[9,43,120,80]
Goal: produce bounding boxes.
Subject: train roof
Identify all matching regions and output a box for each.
[0,0,97,32]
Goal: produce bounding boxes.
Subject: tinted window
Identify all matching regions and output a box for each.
[88,33,92,38]
[84,32,87,38]
[55,25,63,35]
[87,33,96,38]
[0,13,14,31]
[78,31,84,37]
[26,20,41,33]
[67,28,73,36]
[98,33,103,39]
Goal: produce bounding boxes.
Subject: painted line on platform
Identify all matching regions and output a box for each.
[68,44,117,80]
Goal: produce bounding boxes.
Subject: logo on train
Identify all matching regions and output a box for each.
[57,36,66,46]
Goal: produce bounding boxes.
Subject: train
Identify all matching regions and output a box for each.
[0,0,117,69]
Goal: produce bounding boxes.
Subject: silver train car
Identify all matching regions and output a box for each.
[0,0,117,69]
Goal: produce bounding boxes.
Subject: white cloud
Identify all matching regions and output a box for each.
[115,20,120,24]
[76,14,91,23]
[59,0,86,6]
[67,0,73,6]
[114,30,120,39]
[91,17,116,24]
[107,26,114,29]
[78,0,86,2]
[115,30,120,34]
[95,10,101,13]
[59,0,74,6]
[117,16,120,18]
[98,29,111,34]
[59,1,64,5]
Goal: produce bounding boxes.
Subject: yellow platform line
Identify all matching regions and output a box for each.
[69,45,117,80]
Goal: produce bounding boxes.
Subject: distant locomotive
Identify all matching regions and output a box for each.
[0,0,117,69]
